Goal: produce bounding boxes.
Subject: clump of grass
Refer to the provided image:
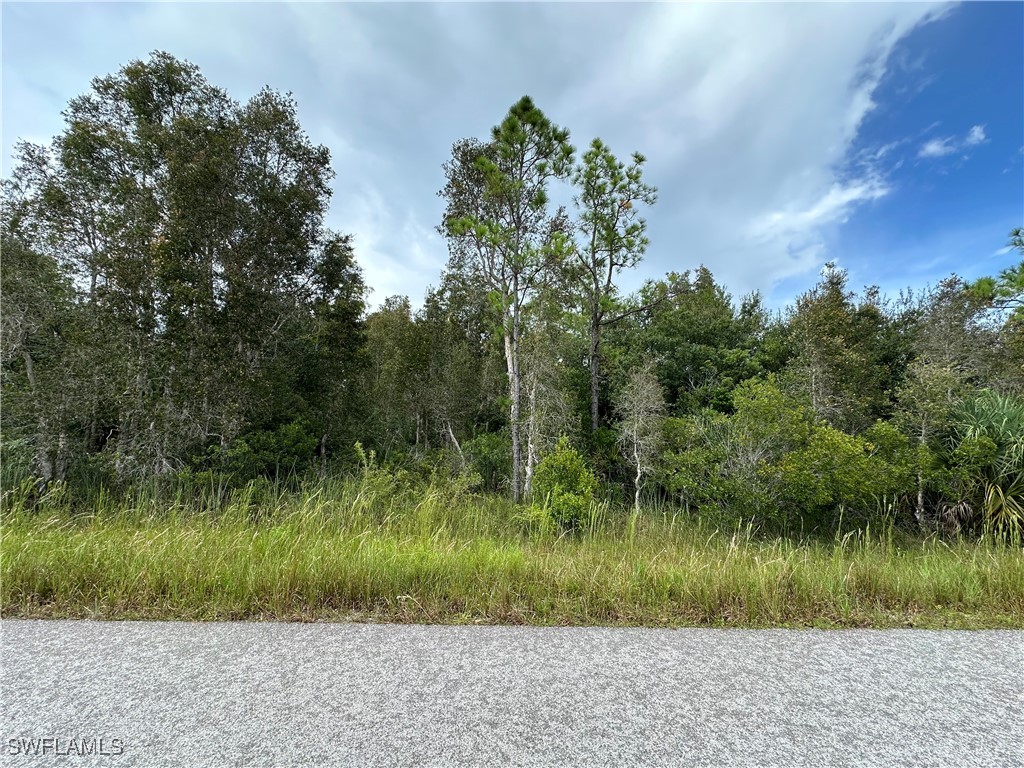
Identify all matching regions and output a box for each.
[2,475,1022,627]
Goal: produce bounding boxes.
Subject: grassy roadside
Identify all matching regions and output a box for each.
[2,478,1022,628]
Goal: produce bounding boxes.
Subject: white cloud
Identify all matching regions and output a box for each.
[965,124,987,145]
[918,124,987,159]
[919,138,956,158]
[753,178,890,242]
[554,3,948,298]
[343,187,446,308]
[1,2,951,307]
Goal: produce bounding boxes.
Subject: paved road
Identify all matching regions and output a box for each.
[1,621,1021,767]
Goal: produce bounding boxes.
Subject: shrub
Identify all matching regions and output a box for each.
[771,422,913,527]
[587,426,623,486]
[730,376,813,458]
[658,415,729,510]
[656,383,919,529]
[463,432,511,493]
[657,379,812,520]
[201,420,319,482]
[530,437,598,531]
[861,420,916,506]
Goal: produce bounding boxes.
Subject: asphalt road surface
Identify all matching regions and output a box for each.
[1,621,1021,767]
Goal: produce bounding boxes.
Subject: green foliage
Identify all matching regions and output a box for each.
[956,393,1024,473]
[3,51,1019,548]
[658,378,813,520]
[731,376,813,451]
[862,420,917,477]
[0,234,80,483]
[658,415,729,510]
[659,380,914,529]
[612,268,763,416]
[463,432,511,493]
[585,427,622,483]
[772,423,913,526]
[221,421,320,481]
[530,437,598,531]
[967,228,1023,320]
[3,51,365,484]
[944,391,1024,534]
[782,266,907,432]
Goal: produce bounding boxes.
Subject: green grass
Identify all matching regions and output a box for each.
[2,474,1022,627]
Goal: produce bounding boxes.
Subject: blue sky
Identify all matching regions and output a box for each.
[788,1,1024,302]
[2,2,1022,309]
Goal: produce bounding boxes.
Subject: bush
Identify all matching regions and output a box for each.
[353,441,413,494]
[530,437,598,531]
[658,415,729,510]
[201,420,319,482]
[657,387,916,530]
[731,376,812,456]
[771,422,913,527]
[463,432,511,493]
[657,379,812,520]
[587,426,623,485]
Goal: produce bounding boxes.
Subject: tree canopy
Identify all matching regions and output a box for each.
[2,52,1021,536]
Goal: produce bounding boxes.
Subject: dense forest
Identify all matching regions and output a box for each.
[3,52,1023,538]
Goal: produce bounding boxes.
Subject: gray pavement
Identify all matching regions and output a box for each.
[1,621,1022,767]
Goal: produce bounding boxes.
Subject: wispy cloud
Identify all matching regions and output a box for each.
[753,178,890,241]
[919,137,956,158]
[918,124,987,158]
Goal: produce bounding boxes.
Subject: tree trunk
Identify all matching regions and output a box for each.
[634,442,642,515]
[55,431,69,481]
[589,320,601,433]
[915,422,927,529]
[915,471,925,529]
[504,306,523,502]
[445,422,466,470]
[525,379,537,498]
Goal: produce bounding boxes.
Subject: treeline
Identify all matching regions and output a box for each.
[2,53,1022,535]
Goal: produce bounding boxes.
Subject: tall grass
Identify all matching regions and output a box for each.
[2,472,1022,627]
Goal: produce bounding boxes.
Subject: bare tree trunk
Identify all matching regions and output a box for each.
[915,422,926,529]
[21,349,55,485]
[525,379,537,498]
[55,431,69,481]
[589,320,601,433]
[505,303,524,502]
[445,422,466,470]
[634,442,642,515]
